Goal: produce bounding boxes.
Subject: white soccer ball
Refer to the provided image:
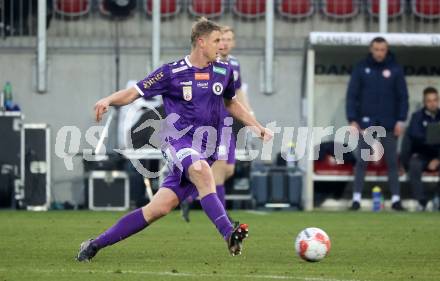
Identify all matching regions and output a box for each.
[295,227,331,262]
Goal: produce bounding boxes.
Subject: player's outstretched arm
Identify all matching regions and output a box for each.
[235,88,253,114]
[94,87,140,122]
[224,98,273,142]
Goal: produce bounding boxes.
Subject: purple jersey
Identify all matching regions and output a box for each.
[228,55,242,90]
[135,56,236,150]
[219,55,241,119]
[216,56,243,164]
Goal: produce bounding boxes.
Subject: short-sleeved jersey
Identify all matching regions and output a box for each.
[218,55,242,121]
[135,56,236,144]
[227,55,242,90]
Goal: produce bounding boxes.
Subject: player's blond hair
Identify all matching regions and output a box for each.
[191,17,222,48]
[221,26,235,34]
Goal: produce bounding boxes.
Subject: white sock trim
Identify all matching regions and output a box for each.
[353,192,362,202]
[391,195,401,203]
[214,214,227,223]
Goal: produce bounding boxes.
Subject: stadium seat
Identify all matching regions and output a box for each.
[145,0,180,17]
[99,0,110,16]
[54,0,90,16]
[233,0,266,18]
[412,0,440,19]
[365,157,388,176]
[322,0,359,19]
[367,0,404,18]
[189,0,224,17]
[277,0,314,18]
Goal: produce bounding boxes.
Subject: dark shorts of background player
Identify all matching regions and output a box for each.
[161,137,217,203]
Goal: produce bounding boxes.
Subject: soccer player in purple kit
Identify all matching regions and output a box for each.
[76,18,273,261]
[180,26,255,222]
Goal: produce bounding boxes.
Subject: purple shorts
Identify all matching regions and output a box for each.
[160,137,216,202]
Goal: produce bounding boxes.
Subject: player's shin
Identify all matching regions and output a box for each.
[216,184,226,207]
[92,208,149,249]
[200,193,234,240]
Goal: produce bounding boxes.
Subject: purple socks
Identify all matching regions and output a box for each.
[184,184,226,207]
[92,208,149,250]
[200,193,233,241]
[216,185,226,207]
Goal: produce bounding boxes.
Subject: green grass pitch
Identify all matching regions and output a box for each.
[1,210,439,281]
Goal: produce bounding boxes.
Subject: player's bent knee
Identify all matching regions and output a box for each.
[142,188,178,223]
[188,160,215,194]
[143,203,173,223]
[189,160,211,181]
[155,205,173,218]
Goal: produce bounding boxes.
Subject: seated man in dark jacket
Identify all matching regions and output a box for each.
[405,87,440,211]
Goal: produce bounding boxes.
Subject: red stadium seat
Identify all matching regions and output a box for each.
[368,0,404,18]
[412,0,440,19]
[233,0,266,18]
[278,0,314,18]
[422,171,440,178]
[322,0,358,19]
[366,157,388,176]
[55,0,90,16]
[189,0,224,17]
[145,0,180,17]
[314,155,354,176]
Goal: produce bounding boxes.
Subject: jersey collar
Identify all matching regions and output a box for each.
[185,55,212,70]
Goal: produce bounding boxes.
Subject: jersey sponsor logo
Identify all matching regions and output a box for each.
[233,70,239,82]
[213,65,227,75]
[180,81,192,86]
[382,69,391,78]
[212,82,223,95]
[195,73,210,80]
[172,65,189,74]
[143,71,164,89]
[197,82,208,88]
[176,148,200,161]
[182,86,192,101]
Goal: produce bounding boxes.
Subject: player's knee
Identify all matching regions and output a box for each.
[189,160,215,193]
[142,197,176,222]
[147,204,172,220]
[156,204,173,217]
[189,160,211,181]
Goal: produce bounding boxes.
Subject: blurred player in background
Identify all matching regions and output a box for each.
[77,18,272,261]
[180,26,255,222]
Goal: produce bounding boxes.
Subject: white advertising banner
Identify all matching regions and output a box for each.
[310,32,440,47]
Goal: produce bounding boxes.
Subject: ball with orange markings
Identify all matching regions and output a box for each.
[295,227,331,262]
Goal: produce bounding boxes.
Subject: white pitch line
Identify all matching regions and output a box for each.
[0,267,366,281]
[245,210,269,215]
